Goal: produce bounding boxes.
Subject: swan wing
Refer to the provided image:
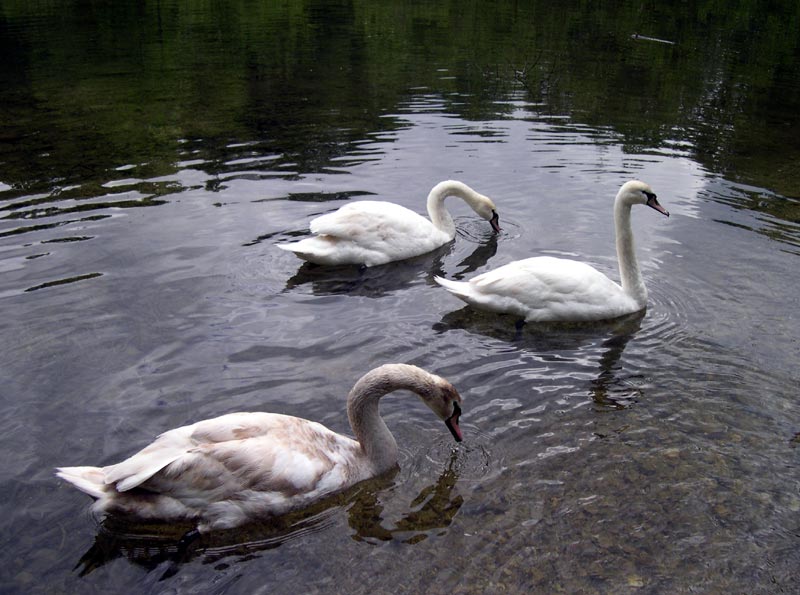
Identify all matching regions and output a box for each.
[309,201,431,237]
[101,424,199,492]
[279,201,448,266]
[474,257,619,301]
[102,412,361,497]
[439,257,635,321]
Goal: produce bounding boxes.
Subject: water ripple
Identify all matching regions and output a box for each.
[455,215,522,244]
[422,425,500,483]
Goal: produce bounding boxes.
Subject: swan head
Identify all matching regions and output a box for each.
[350,364,464,444]
[467,193,501,233]
[430,180,501,233]
[488,209,502,233]
[470,194,501,233]
[618,180,669,217]
[422,372,464,443]
[443,395,464,442]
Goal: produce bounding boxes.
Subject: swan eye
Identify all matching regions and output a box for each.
[643,191,656,200]
[450,402,461,419]
[447,401,461,423]
[444,401,463,442]
[489,210,501,233]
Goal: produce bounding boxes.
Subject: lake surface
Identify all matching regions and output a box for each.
[2,1,799,593]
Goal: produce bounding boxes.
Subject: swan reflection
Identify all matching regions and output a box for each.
[72,454,463,578]
[436,307,645,410]
[348,450,463,544]
[283,246,451,296]
[588,314,645,410]
[283,233,497,297]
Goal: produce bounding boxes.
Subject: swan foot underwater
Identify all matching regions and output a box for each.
[276,180,501,267]
[435,180,669,323]
[56,364,463,534]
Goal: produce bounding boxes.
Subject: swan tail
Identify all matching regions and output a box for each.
[275,241,295,252]
[56,466,108,499]
[434,276,478,300]
[276,238,321,262]
[101,445,189,492]
[275,240,311,255]
[435,275,528,318]
[276,237,340,264]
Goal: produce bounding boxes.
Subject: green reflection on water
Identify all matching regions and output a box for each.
[1,0,799,197]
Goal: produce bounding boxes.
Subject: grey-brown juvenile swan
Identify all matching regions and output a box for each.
[56,364,463,532]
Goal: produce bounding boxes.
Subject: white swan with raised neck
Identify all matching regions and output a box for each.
[277,180,500,267]
[56,364,463,532]
[435,180,669,322]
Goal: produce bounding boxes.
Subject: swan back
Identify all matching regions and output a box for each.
[282,201,448,266]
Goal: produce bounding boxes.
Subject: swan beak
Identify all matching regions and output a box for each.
[646,195,670,217]
[489,210,502,233]
[445,403,463,442]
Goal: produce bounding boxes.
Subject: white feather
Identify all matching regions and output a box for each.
[435,180,669,322]
[277,180,500,266]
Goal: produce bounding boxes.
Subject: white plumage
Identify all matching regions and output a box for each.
[56,364,463,532]
[435,180,669,322]
[276,180,500,266]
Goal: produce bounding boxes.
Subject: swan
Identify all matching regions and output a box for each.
[56,364,463,532]
[276,180,501,266]
[434,180,669,322]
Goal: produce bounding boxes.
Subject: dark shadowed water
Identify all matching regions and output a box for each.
[2,2,799,593]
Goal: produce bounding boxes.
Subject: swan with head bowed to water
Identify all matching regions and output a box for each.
[56,364,463,532]
[276,180,501,267]
[435,180,669,322]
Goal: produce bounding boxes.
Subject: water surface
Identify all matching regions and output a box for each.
[1,2,799,593]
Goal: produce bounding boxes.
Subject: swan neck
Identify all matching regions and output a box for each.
[346,364,445,473]
[426,185,457,238]
[348,365,438,473]
[614,196,647,306]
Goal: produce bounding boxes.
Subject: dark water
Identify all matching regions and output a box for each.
[2,1,799,593]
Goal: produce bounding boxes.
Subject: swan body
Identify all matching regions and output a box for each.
[56,364,463,532]
[435,180,669,322]
[276,180,500,266]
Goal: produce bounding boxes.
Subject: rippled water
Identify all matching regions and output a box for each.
[3,3,800,594]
